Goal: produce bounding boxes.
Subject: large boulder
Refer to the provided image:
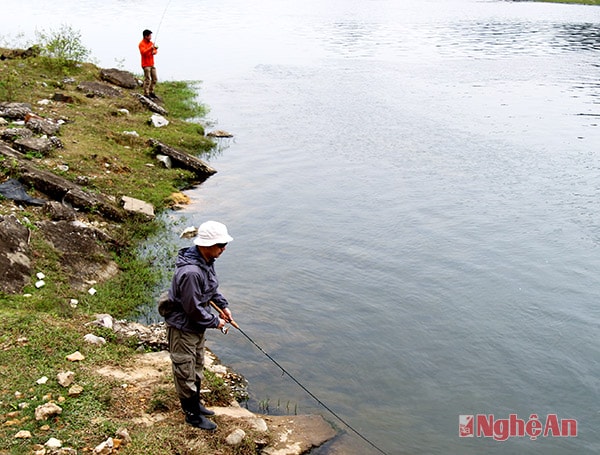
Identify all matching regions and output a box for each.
[100,68,138,89]
[38,220,119,291]
[0,102,32,120]
[0,215,32,294]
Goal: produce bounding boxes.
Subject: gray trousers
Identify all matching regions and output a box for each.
[167,326,205,400]
[142,66,157,95]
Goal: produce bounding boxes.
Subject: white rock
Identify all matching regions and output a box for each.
[156,154,172,169]
[66,351,85,362]
[252,417,269,432]
[122,130,139,137]
[36,376,49,385]
[225,428,246,446]
[35,403,63,421]
[84,333,106,345]
[45,437,62,449]
[92,314,114,329]
[93,437,114,454]
[68,384,84,397]
[150,114,169,128]
[88,287,97,295]
[14,430,32,439]
[70,299,79,308]
[36,272,45,279]
[35,280,45,288]
[57,371,75,387]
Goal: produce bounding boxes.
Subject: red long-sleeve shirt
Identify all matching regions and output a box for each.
[139,39,157,68]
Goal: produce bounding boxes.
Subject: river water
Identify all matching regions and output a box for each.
[5,1,600,453]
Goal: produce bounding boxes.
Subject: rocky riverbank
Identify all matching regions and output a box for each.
[0,47,337,454]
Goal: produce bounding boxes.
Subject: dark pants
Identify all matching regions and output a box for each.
[167,326,205,400]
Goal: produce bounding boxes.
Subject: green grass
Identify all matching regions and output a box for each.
[0,37,267,455]
[0,310,127,453]
[0,53,215,209]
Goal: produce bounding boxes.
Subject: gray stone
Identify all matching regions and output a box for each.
[14,136,55,155]
[207,129,234,138]
[0,102,32,119]
[262,415,337,455]
[43,201,77,221]
[77,81,122,98]
[1,127,34,141]
[134,93,168,116]
[25,116,61,135]
[100,68,138,89]
[225,428,246,446]
[121,196,155,218]
[0,215,32,294]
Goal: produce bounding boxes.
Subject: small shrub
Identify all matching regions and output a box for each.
[36,24,91,70]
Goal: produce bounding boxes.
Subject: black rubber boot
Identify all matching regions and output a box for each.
[180,397,217,431]
[198,401,215,416]
[195,381,215,416]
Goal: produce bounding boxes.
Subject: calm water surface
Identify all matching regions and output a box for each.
[5,1,600,453]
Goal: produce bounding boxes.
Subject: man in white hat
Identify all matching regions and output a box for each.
[164,221,234,430]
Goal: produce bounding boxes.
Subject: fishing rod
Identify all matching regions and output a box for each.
[153,0,173,46]
[210,301,390,455]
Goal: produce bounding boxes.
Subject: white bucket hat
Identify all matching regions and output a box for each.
[193,221,233,247]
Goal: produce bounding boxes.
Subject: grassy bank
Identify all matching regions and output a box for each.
[0,44,261,454]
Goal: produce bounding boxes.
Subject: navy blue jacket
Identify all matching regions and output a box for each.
[165,246,229,333]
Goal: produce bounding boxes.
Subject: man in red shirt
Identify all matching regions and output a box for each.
[139,29,158,98]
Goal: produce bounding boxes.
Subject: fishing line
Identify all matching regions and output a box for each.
[153,0,173,46]
[210,303,389,453]
[232,322,390,455]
